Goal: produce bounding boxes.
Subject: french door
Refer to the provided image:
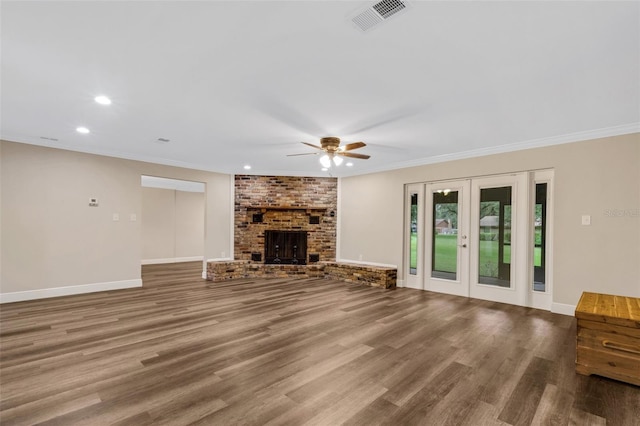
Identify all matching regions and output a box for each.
[424,180,470,297]
[407,172,537,308]
[469,174,528,306]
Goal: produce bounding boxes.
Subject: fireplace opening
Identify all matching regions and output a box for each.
[264,230,307,265]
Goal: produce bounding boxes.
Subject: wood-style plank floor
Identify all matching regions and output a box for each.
[1,262,638,425]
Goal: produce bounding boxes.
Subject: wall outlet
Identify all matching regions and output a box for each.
[112,213,119,221]
[359,254,363,261]
[581,215,591,225]
[130,213,137,221]
[221,251,226,258]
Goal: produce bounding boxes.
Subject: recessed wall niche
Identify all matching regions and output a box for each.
[234,175,337,263]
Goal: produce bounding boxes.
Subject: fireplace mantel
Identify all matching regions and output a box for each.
[245,205,329,214]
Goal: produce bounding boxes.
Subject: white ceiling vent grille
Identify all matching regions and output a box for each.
[373,0,406,19]
[351,0,410,32]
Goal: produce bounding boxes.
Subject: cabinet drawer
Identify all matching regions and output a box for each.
[577,327,640,358]
[577,319,640,339]
[576,346,640,386]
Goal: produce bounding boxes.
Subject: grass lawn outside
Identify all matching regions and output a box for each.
[410,233,418,270]
[434,234,457,273]
[412,234,542,277]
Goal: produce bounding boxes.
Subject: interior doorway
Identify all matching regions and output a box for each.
[141,176,205,265]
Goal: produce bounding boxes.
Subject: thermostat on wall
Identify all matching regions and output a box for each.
[89,198,99,207]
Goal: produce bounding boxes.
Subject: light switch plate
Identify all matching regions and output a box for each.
[130,213,137,221]
[113,213,120,221]
[581,215,591,225]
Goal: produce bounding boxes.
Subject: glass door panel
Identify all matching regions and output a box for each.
[478,186,512,287]
[533,183,547,291]
[432,190,458,280]
[410,193,418,275]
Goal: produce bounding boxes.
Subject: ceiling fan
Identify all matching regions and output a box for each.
[287,137,370,168]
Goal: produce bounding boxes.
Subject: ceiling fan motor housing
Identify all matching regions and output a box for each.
[320,137,341,151]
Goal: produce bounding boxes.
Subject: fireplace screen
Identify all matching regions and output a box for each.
[264,230,307,265]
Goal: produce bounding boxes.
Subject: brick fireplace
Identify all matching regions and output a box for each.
[209,174,395,287]
[234,175,337,264]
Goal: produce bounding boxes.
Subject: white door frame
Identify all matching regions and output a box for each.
[404,183,424,289]
[529,169,554,310]
[404,171,554,310]
[469,173,529,306]
[424,180,471,296]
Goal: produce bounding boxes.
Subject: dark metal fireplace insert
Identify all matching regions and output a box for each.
[264,230,307,265]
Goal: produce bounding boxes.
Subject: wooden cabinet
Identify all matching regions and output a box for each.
[575,292,640,386]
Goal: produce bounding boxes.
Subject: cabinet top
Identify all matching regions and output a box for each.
[575,292,640,328]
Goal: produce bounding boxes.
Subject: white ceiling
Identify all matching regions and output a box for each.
[2,1,639,177]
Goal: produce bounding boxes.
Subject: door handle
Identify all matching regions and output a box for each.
[458,244,467,248]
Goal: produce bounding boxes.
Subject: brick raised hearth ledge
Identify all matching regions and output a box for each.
[206,260,396,289]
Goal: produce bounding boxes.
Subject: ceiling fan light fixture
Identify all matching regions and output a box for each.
[94,95,112,105]
[319,154,331,168]
[333,155,344,166]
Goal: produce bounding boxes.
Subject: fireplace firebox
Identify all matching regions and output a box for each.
[264,230,307,265]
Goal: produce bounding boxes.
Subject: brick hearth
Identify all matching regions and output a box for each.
[206,260,396,289]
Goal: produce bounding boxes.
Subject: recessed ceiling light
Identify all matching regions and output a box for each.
[76,126,90,134]
[243,165,251,170]
[94,95,111,105]
[346,162,354,167]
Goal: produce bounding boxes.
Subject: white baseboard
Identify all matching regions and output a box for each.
[0,279,143,304]
[551,302,576,316]
[336,258,398,268]
[141,256,203,265]
[396,279,405,288]
[404,282,423,290]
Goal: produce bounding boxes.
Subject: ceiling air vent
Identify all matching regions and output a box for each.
[351,0,409,32]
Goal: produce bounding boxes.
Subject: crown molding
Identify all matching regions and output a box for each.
[3,123,638,178]
[349,122,640,177]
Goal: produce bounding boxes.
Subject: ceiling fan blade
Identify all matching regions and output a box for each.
[287,152,318,157]
[340,152,370,160]
[341,142,366,151]
[301,142,324,150]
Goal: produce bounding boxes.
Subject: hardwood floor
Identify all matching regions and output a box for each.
[1,262,638,425]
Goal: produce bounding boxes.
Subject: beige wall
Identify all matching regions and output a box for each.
[141,187,204,261]
[2,134,638,308]
[339,133,640,307]
[174,190,205,258]
[0,141,231,295]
